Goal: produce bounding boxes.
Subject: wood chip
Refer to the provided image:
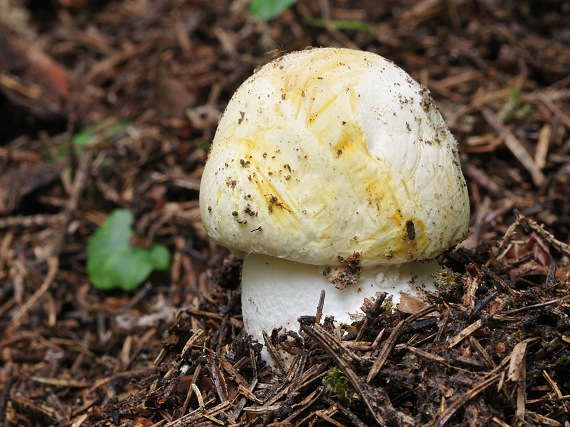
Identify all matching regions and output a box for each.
[446,319,483,348]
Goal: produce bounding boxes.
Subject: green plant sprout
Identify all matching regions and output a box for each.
[434,268,460,291]
[87,209,171,291]
[53,118,133,161]
[322,367,354,404]
[249,0,296,20]
[498,88,533,123]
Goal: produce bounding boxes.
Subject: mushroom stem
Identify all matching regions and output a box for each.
[241,253,440,346]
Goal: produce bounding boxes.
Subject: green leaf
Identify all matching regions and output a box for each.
[52,118,134,162]
[322,367,354,404]
[149,244,171,271]
[498,88,533,123]
[249,0,296,20]
[87,209,171,291]
[72,119,133,149]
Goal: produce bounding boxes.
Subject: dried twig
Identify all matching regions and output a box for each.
[508,338,537,420]
[446,319,483,348]
[503,294,570,314]
[520,215,570,259]
[262,331,287,376]
[367,305,438,382]
[48,151,93,258]
[482,108,545,186]
[433,373,502,427]
[0,213,65,229]
[9,255,59,330]
[301,321,414,426]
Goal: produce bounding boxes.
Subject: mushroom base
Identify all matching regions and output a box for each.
[241,253,440,352]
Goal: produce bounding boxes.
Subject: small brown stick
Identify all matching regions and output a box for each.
[209,359,229,403]
[9,255,59,330]
[263,361,327,407]
[192,383,206,409]
[10,396,63,424]
[469,336,496,369]
[165,400,232,426]
[248,344,258,381]
[281,388,323,424]
[281,351,306,386]
[48,151,93,258]
[0,147,43,161]
[367,319,407,383]
[301,321,414,426]
[371,328,385,349]
[432,373,502,427]
[323,395,368,427]
[446,319,483,348]
[315,289,325,324]
[237,384,263,404]
[184,308,242,329]
[434,309,451,342]
[534,123,552,169]
[493,221,521,263]
[315,408,345,427]
[31,376,91,388]
[179,329,206,359]
[87,366,156,393]
[508,338,537,420]
[0,363,14,424]
[242,404,282,414]
[354,316,368,343]
[219,355,249,389]
[520,215,570,258]
[490,416,512,427]
[179,364,201,417]
[0,213,65,229]
[542,370,570,401]
[482,107,545,186]
[262,331,287,376]
[462,163,504,197]
[479,264,519,296]
[397,344,462,372]
[367,305,438,382]
[301,322,359,365]
[540,93,570,130]
[494,213,570,267]
[502,293,570,314]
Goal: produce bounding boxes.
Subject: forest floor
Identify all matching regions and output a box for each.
[0,0,569,426]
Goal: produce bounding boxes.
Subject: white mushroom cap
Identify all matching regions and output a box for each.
[200,47,469,267]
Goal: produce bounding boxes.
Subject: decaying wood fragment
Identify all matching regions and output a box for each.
[508,338,537,420]
[446,319,483,348]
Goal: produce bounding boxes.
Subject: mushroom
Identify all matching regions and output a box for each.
[199,47,469,350]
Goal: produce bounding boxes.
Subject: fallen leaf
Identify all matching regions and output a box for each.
[397,291,430,314]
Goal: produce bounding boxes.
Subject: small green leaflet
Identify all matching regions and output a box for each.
[249,0,296,20]
[87,209,171,291]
